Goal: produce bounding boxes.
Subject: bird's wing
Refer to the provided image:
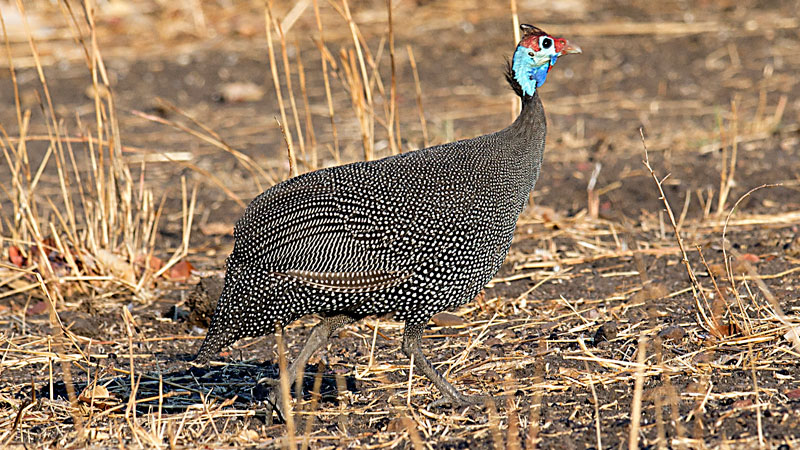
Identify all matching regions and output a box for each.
[229,150,476,291]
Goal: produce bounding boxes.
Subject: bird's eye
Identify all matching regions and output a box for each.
[541,37,552,49]
[528,51,534,57]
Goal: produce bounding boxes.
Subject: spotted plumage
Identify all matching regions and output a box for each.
[195,24,579,413]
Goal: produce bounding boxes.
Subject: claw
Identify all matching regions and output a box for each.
[265,390,289,425]
[428,393,495,409]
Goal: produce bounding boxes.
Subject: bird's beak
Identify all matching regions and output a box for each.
[561,40,582,55]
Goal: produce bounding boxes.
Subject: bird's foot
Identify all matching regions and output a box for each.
[428,393,496,409]
[264,388,291,425]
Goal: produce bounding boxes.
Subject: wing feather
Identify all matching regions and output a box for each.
[229,146,477,279]
[275,269,413,293]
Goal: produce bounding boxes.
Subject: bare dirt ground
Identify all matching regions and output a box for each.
[1,0,799,448]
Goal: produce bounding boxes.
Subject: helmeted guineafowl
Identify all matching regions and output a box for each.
[195,24,580,416]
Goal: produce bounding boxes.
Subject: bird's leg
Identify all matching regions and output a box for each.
[401,321,491,408]
[266,314,356,423]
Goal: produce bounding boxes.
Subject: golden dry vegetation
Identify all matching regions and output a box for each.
[0,0,799,448]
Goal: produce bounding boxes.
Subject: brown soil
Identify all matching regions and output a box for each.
[1,0,799,448]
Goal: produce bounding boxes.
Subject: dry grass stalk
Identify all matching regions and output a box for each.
[147,98,274,189]
[275,118,297,177]
[0,11,22,128]
[150,178,197,281]
[587,162,602,219]
[295,42,318,169]
[341,0,375,161]
[640,129,717,335]
[407,45,429,147]
[265,1,297,177]
[505,390,522,450]
[676,190,691,232]
[319,0,388,162]
[583,361,603,450]
[386,0,399,155]
[720,185,800,351]
[696,246,736,336]
[312,0,341,163]
[36,269,83,432]
[339,47,370,158]
[486,398,504,450]
[275,18,308,167]
[650,332,668,450]
[510,0,521,119]
[627,335,648,450]
[356,318,381,378]
[275,327,297,448]
[0,0,198,306]
[334,372,349,435]
[749,345,765,448]
[663,374,686,449]
[355,34,405,157]
[405,354,415,408]
[121,112,250,207]
[300,364,325,450]
[716,100,739,216]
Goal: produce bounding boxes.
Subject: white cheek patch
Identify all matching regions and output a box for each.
[532,53,552,66]
[532,37,557,66]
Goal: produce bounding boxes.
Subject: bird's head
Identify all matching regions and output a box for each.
[508,24,581,98]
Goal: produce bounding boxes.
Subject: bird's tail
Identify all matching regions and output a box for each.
[194,327,223,364]
[193,294,238,364]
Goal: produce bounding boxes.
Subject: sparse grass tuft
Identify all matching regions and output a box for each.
[0,1,799,449]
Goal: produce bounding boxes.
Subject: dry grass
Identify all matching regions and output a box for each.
[1,0,799,448]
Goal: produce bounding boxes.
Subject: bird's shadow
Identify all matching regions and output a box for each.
[41,358,356,416]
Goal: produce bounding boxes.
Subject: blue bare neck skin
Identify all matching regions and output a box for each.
[512,45,559,97]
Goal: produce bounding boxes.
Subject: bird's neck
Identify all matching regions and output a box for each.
[495,91,546,200]
[518,93,543,125]
[506,92,545,140]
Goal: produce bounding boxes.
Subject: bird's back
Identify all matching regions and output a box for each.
[230,97,544,286]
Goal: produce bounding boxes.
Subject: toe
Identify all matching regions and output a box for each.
[429,393,494,409]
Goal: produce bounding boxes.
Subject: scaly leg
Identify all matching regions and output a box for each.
[267,314,356,423]
[401,321,490,407]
